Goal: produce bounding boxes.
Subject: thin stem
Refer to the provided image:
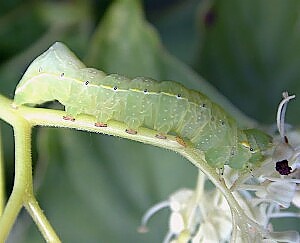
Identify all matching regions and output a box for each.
[269,212,300,218]
[0,95,62,242]
[0,127,5,216]
[230,211,238,243]
[24,195,61,243]
[0,122,32,241]
[0,97,34,240]
[13,99,184,152]
[0,93,268,242]
[194,169,206,202]
[180,148,269,239]
[13,96,262,232]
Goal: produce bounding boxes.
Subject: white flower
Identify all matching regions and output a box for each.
[138,93,300,243]
[138,174,232,243]
[293,190,300,208]
[252,178,298,208]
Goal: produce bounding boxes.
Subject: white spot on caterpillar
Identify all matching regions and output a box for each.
[11,103,18,109]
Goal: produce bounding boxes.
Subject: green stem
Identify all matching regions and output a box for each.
[24,195,61,243]
[0,122,32,241]
[0,94,188,242]
[0,93,265,241]
[0,95,61,242]
[0,127,4,216]
[180,148,268,238]
[194,169,206,202]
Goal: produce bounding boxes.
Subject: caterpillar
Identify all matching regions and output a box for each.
[14,42,296,175]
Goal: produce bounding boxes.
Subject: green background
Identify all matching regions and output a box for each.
[0,0,299,242]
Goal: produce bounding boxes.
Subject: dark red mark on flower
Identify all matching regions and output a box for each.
[275,160,292,175]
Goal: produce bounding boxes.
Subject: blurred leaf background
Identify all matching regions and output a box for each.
[0,0,299,242]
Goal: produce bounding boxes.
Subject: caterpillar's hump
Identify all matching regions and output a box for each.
[22,42,85,82]
[14,42,86,106]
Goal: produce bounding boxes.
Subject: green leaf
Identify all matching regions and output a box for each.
[196,0,300,124]
[4,0,300,242]
[16,1,200,242]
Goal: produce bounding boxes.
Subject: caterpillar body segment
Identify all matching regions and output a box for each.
[14,42,272,172]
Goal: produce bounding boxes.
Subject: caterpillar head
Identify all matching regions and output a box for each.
[230,92,298,191]
[243,129,272,166]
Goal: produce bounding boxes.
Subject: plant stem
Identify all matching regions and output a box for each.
[180,148,269,239]
[0,93,266,242]
[24,195,61,243]
[0,122,32,241]
[0,127,4,216]
[0,95,61,242]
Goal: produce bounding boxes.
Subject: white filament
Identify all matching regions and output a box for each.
[137,200,170,233]
[276,91,295,140]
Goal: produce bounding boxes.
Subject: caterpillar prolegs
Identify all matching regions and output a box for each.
[15,42,293,174]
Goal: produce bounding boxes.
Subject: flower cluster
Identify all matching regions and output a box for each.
[138,173,232,243]
[138,92,300,243]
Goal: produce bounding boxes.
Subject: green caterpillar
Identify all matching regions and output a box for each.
[14,42,276,172]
